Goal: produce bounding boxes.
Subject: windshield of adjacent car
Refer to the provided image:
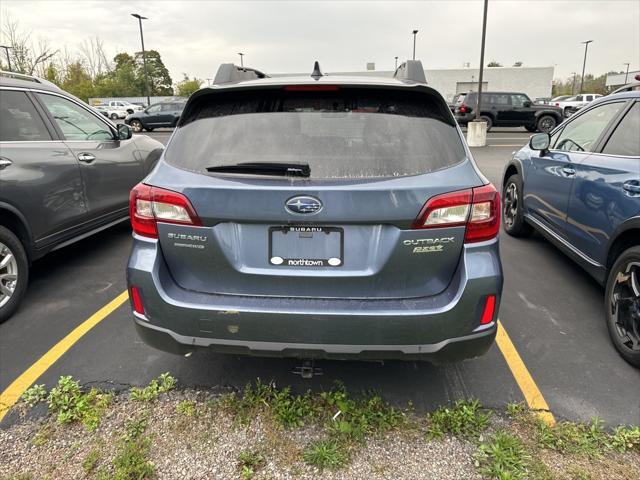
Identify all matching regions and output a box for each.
[165,87,467,179]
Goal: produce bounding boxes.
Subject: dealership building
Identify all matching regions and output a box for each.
[321,66,555,102]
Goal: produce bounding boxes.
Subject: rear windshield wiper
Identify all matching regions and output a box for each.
[206,162,310,177]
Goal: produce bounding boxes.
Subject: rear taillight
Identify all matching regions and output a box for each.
[459,103,467,114]
[129,183,202,238]
[412,184,500,243]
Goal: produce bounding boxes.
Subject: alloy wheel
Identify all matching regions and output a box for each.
[0,242,18,308]
[130,121,142,133]
[503,182,518,229]
[538,117,556,133]
[610,261,640,352]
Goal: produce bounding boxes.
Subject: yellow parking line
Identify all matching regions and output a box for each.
[0,290,129,422]
[496,319,556,426]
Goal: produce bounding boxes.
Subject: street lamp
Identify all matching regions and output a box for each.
[412,30,418,60]
[579,40,593,94]
[394,56,398,70]
[131,13,151,107]
[623,62,630,84]
[475,0,489,121]
[0,45,12,72]
[238,52,244,68]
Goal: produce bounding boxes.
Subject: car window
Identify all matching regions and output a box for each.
[553,102,624,153]
[146,104,161,113]
[0,90,52,142]
[489,94,510,106]
[168,87,466,179]
[601,102,640,157]
[37,94,113,141]
[161,103,175,112]
[511,94,529,107]
[585,95,593,101]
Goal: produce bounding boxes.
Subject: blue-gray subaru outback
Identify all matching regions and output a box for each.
[126,60,503,363]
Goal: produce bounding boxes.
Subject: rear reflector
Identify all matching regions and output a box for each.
[130,183,202,239]
[130,286,145,315]
[412,184,500,243]
[480,295,496,325]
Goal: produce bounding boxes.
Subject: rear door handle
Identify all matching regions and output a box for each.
[77,153,96,163]
[0,157,12,170]
[623,181,640,195]
[562,166,576,177]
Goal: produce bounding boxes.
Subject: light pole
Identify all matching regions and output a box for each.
[571,72,577,95]
[623,62,630,84]
[238,52,244,68]
[131,13,151,107]
[412,30,418,60]
[475,0,489,121]
[0,45,12,71]
[579,40,593,93]
[394,56,398,70]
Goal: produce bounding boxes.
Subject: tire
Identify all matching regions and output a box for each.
[145,127,155,132]
[525,125,537,132]
[0,226,29,323]
[536,115,557,133]
[502,174,533,237]
[605,246,640,368]
[127,109,134,114]
[110,113,118,120]
[564,107,572,118]
[480,115,493,132]
[129,120,143,133]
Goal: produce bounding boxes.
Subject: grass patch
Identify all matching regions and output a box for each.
[46,376,112,431]
[426,399,490,440]
[476,431,531,480]
[21,384,47,407]
[82,448,101,474]
[237,450,266,479]
[536,419,609,458]
[302,438,348,471]
[130,373,176,402]
[176,399,197,417]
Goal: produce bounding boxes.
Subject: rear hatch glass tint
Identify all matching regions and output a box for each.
[165,87,466,179]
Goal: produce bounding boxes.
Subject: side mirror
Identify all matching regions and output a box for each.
[529,132,550,152]
[117,123,133,140]
[523,101,532,107]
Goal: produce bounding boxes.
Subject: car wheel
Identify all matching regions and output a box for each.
[145,127,155,132]
[564,107,572,118]
[130,120,143,133]
[110,113,118,120]
[536,115,557,133]
[524,125,537,132]
[0,226,29,323]
[502,174,533,237]
[480,115,493,132]
[605,246,640,367]
[127,109,134,114]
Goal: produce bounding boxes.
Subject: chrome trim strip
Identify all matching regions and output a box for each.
[524,214,603,268]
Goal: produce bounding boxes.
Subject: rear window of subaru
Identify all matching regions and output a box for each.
[164,87,467,179]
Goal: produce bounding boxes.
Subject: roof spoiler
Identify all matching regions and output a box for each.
[393,60,427,84]
[213,63,269,85]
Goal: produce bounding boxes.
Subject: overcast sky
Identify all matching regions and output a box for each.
[2,0,639,82]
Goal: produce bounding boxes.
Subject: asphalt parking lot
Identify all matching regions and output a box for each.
[1,128,638,429]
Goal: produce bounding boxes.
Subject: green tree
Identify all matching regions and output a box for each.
[135,50,173,95]
[94,52,140,97]
[487,61,502,67]
[44,63,60,84]
[175,75,203,97]
[61,61,94,101]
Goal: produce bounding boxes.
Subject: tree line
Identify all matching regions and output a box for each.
[0,17,203,102]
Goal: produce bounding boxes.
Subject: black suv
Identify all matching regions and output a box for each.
[455,91,564,132]
[125,101,186,132]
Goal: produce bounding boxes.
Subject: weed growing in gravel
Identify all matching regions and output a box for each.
[82,448,101,474]
[476,431,531,480]
[176,400,197,417]
[130,372,176,402]
[31,423,54,446]
[21,384,47,407]
[302,438,348,470]
[610,425,640,453]
[237,450,266,479]
[536,418,609,458]
[505,401,527,417]
[426,399,490,440]
[46,376,113,431]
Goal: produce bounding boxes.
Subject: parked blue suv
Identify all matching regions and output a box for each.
[502,91,640,366]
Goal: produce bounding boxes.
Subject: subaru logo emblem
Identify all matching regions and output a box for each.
[285,196,323,215]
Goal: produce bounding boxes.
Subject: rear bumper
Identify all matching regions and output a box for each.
[127,235,503,362]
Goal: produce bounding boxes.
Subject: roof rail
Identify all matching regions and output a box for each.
[393,60,427,84]
[213,63,269,85]
[0,70,61,90]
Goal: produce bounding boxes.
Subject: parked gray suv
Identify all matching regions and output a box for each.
[126,61,503,363]
[0,72,164,321]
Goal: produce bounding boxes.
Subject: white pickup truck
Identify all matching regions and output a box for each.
[553,93,602,117]
[107,100,144,114]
